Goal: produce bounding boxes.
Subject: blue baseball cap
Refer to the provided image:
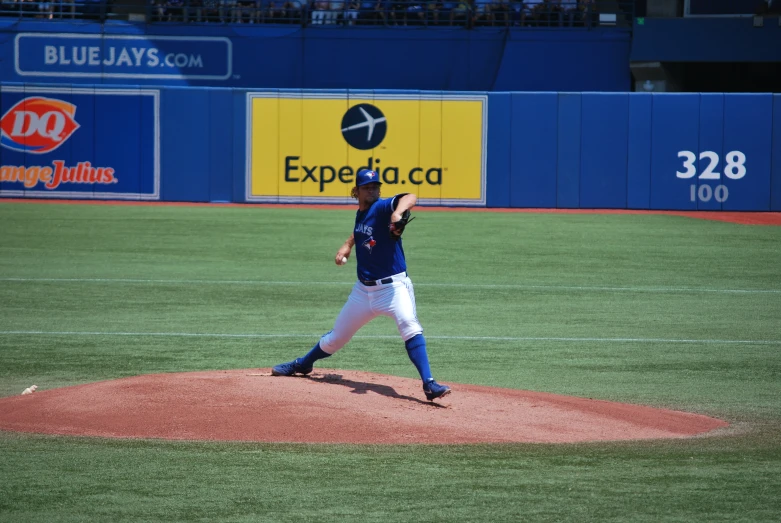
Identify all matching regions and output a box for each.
[355,169,382,187]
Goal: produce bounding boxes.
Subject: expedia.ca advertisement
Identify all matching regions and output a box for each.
[0,87,159,200]
[246,93,487,206]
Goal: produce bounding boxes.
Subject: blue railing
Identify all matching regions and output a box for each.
[0,0,107,20]
[0,0,634,28]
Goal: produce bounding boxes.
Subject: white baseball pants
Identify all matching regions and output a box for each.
[318,272,423,354]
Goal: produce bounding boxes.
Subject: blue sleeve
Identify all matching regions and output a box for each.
[390,193,410,211]
[376,196,395,216]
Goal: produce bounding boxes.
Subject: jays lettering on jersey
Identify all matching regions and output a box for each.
[354,195,408,282]
[0,87,160,200]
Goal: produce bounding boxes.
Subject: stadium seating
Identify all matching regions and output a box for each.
[0,0,635,27]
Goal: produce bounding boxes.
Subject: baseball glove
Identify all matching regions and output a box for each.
[389,209,415,240]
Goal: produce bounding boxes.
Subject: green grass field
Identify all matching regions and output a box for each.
[1,201,780,522]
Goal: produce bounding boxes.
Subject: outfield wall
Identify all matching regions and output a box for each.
[1,84,780,211]
[1,23,631,92]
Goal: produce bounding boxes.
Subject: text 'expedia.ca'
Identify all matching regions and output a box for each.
[284,156,443,192]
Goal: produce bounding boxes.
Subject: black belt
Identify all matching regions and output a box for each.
[361,277,394,286]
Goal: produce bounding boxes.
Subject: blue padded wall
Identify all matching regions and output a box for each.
[486,92,511,209]
[509,93,558,209]
[721,94,773,211]
[1,23,631,93]
[626,94,652,210]
[556,93,581,208]
[773,95,781,212]
[579,93,629,209]
[1,84,779,211]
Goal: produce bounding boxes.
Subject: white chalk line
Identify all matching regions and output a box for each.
[0,330,778,345]
[1,277,779,295]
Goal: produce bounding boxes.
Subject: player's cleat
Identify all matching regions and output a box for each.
[271,358,313,377]
[423,379,451,401]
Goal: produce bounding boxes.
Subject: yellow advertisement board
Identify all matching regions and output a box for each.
[246,93,486,206]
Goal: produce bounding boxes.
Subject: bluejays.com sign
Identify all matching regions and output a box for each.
[0,87,160,200]
[15,33,232,81]
[246,93,487,206]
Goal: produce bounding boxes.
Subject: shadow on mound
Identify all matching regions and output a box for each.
[310,373,445,408]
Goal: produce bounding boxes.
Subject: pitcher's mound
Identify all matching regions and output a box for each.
[0,369,728,444]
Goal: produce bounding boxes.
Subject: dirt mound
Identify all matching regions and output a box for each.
[0,370,728,444]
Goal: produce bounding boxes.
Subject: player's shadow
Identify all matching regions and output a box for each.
[308,374,446,408]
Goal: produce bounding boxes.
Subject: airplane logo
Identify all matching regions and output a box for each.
[342,106,386,142]
[340,104,387,150]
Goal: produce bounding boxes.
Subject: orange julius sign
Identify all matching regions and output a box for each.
[0,96,117,191]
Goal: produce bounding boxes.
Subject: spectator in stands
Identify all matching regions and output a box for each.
[519,0,542,26]
[236,0,254,21]
[388,0,403,24]
[22,0,37,17]
[344,0,359,23]
[284,0,305,23]
[266,0,286,20]
[490,0,508,25]
[8,0,29,17]
[437,0,455,24]
[576,0,594,26]
[199,0,220,20]
[404,1,426,25]
[37,0,54,18]
[472,0,489,25]
[7,0,24,17]
[151,0,167,20]
[326,0,341,24]
[507,0,521,25]
[0,0,14,16]
[537,0,559,26]
[373,0,389,24]
[57,0,77,18]
[186,0,201,21]
[219,0,237,21]
[355,0,373,23]
[311,0,327,23]
[557,0,576,25]
[186,0,197,20]
[449,0,470,25]
[424,0,439,24]
[166,0,185,20]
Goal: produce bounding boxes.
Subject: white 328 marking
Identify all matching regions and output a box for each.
[676,150,747,180]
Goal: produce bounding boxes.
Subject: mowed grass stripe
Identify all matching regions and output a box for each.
[1,330,779,345]
[1,277,779,294]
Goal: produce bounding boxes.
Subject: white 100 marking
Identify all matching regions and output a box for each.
[690,184,728,203]
[677,150,747,180]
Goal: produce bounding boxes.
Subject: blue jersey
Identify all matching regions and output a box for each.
[353,195,407,282]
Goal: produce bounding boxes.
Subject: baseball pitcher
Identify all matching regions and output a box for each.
[271,168,451,402]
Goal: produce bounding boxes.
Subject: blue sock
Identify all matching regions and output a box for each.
[299,342,330,368]
[405,334,433,384]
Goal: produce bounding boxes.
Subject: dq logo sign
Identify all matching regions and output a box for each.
[0,97,80,154]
